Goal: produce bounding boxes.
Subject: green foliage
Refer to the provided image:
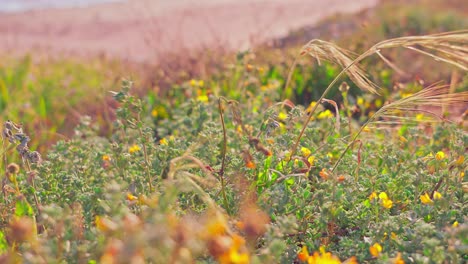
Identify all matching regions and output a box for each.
[0,2,467,262]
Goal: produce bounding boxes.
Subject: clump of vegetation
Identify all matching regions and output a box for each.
[0,27,467,264]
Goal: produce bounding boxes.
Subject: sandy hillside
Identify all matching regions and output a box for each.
[0,0,377,61]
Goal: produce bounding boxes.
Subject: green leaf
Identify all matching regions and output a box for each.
[0,231,8,253]
[15,200,34,217]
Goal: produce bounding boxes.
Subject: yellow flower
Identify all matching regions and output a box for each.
[369,242,382,257]
[278,111,288,121]
[452,221,459,228]
[415,113,425,121]
[378,192,388,200]
[218,234,249,264]
[129,144,141,154]
[381,198,393,209]
[435,151,445,161]
[379,192,393,209]
[301,147,312,158]
[433,191,442,200]
[160,138,169,145]
[197,94,209,103]
[151,108,158,117]
[357,97,364,106]
[420,193,433,204]
[369,192,378,200]
[126,193,138,202]
[391,232,397,240]
[317,109,333,119]
[375,99,383,108]
[190,79,204,87]
[102,155,111,161]
[307,156,315,166]
[362,126,371,133]
[305,101,318,113]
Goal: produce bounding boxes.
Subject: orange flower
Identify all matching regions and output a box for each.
[319,168,329,180]
[297,246,309,262]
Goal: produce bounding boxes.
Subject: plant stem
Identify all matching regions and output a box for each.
[286,50,374,167]
[218,99,230,214]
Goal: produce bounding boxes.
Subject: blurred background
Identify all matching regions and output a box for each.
[0,0,466,150]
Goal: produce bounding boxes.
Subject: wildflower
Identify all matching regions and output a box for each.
[297,246,309,262]
[399,136,407,143]
[415,113,425,121]
[391,232,397,240]
[357,97,364,106]
[307,156,315,166]
[337,175,346,183]
[307,250,341,264]
[379,192,393,209]
[197,94,209,103]
[455,155,465,166]
[369,192,378,200]
[375,99,383,108]
[246,161,256,169]
[301,147,312,158]
[394,252,405,264]
[159,138,169,145]
[126,193,138,202]
[190,79,204,87]
[452,221,459,227]
[129,144,140,154]
[317,109,333,119]
[217,234,249,264]
[381,198,393,209]
[278,111,288,121]
[369,242,382,257]
[433,191,442,200]
[102,155,111,161]
[435,151,445,161]
[298,245,342,264]
[420,193,433,204]
[319,168,329,180]
[305,101,318,113]
[151,108,158,117]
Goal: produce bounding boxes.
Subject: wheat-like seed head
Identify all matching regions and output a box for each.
[370,85,468,126]
[300,40,380,94]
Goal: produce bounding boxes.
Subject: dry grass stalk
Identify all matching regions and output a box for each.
[286,30,468,165]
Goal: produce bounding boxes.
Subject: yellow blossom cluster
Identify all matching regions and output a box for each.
[420,191,442,205]
[297,246,354,264]
[129,144,141,154]
[369,192,393,209]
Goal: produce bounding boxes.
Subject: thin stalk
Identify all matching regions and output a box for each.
[287,49,375,165]
[218,98,230,214]
[137,113,153,192]
[331,103,388,173]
